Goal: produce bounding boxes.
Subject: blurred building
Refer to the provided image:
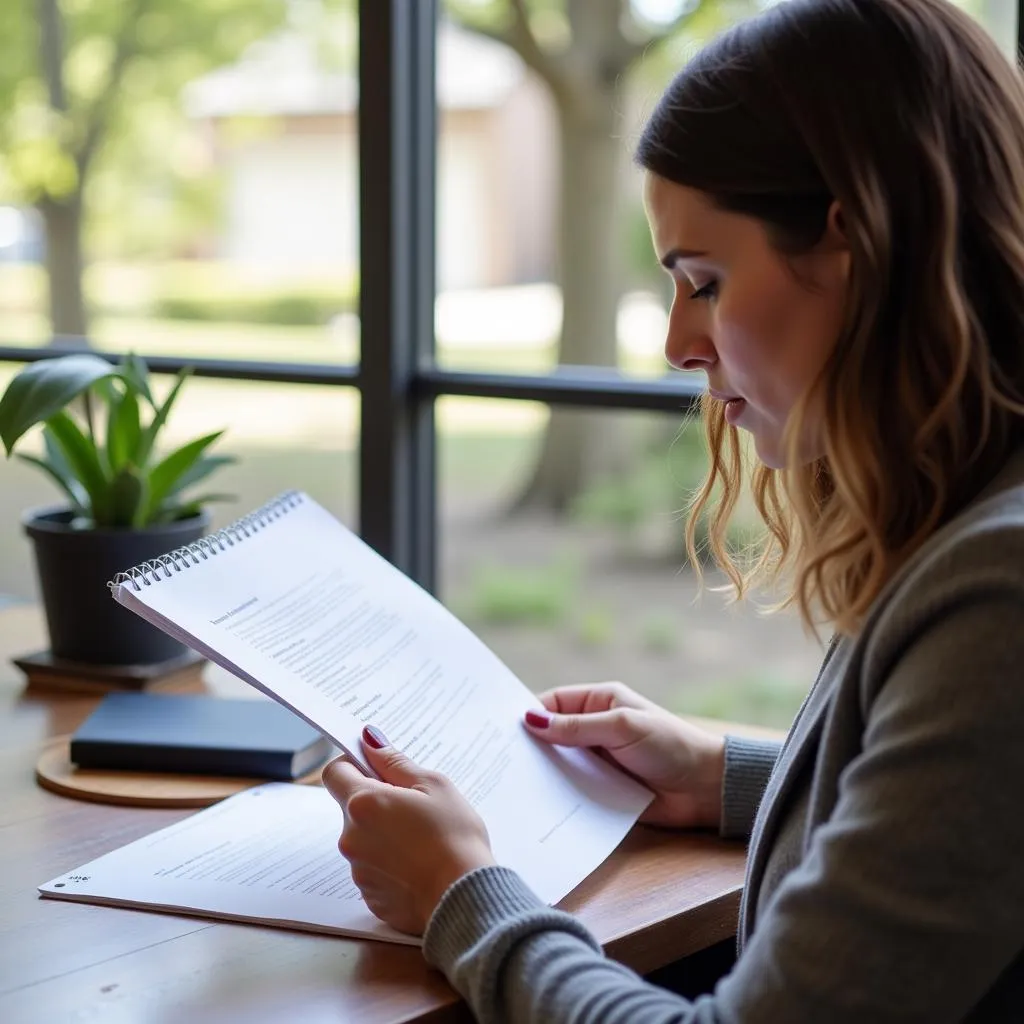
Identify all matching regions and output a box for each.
[0,206,43,264]
[184,21,557,291]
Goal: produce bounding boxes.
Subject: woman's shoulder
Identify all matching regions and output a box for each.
[909,447,1024,582]
[860,447,1024,672]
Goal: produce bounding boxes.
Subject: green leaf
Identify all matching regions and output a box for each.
[164,454,236,500]
[92,377,120,405]
[154,492,236,523]
[15,453,87,515]
[137,367,191,465]
[43,425,87,507]
[0,354,119,455]
[107,386,141,472]
[108,465,149,528]
[45,411,112,524]
[121,353,153,406]
[144,430,225,522]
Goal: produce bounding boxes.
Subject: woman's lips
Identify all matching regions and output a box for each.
[724,398,747,425]
[709,389,747,426]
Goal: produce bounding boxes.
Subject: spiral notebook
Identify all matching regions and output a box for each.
[39,492,652,943]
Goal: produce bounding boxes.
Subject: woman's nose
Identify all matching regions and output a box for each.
[664,302,716,372]
[667,343,716,373]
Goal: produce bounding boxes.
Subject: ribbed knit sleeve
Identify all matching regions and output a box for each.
[719,734,782,840]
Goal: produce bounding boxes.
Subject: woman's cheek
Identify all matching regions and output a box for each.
[715,322,759,392]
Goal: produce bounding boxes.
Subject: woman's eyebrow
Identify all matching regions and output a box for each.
[659,247,709,269]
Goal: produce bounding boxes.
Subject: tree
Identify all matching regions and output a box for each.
[447,0,747,512]
[0,0,286,339]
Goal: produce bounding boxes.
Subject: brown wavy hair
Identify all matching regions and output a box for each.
[635,0,1024,635]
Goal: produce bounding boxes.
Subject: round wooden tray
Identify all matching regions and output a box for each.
[35,737,323,808]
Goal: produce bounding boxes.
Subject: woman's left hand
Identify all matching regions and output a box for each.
[322,726,497,936]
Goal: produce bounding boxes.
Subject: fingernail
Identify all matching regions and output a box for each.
[363,725,389,749]
[525,710,550,729]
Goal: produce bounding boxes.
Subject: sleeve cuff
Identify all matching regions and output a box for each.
[720,734,783,840]
[423,864,599,977]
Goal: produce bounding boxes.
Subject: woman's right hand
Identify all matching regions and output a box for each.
[524,682,726,830]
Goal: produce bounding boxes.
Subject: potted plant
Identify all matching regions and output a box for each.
[0,353,234,667]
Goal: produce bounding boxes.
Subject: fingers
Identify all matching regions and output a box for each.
[349,862,392,892]
[524,705,642,749]
[348,863,424,937]
[360,725,436,790]
[535,682,651,715]
[362,892,423,937]
[322,756,371,804]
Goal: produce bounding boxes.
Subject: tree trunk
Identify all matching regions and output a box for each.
[513,92,630,512]
[38,191,89,341]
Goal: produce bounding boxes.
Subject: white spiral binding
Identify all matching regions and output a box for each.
[107,490,305,593]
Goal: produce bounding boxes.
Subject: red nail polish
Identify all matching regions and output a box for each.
[525,710,550,729]
[363,725,388,749]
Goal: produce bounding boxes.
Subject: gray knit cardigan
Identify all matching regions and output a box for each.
[423,447,1024,1023]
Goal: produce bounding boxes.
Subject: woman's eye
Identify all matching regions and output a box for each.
[689,281,718,301]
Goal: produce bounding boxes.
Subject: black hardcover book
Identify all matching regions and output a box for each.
[70,693,333,780]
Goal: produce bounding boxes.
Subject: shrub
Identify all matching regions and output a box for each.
[669,673,807,730]
[638,613,680,654]
[154,288,355,326]
[82,261,359,327]
[571,421,764,565]
[575,604,613,648]
[459,557,580,627]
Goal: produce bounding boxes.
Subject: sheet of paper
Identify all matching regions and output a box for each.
[39,784,417,944]
[111,493,652,905]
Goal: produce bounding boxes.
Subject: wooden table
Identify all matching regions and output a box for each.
[0,604,771,1024]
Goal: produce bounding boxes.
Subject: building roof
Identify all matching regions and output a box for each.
[184,20,525,119]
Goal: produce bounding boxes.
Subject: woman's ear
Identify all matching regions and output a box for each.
[803,200,851,294]
[823,200,849,251]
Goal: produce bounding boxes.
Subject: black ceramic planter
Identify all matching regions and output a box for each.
[23,507,210,666]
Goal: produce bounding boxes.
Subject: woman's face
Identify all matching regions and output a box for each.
[643,173,850,468]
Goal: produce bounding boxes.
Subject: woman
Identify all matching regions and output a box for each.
[323,0,1024,1018]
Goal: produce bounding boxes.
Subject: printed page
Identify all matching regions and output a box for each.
[39,784,418,945]
[112,494,652,905]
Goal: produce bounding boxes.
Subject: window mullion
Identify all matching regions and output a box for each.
[357,0,438,591]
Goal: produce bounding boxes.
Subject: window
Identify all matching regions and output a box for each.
[3,0,1020,725]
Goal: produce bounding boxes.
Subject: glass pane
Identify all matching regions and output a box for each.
[0,365,357,604]
[435,1,1018,378]
[0,1,359,365]
[435,8,686,379]
[438,397,825,729]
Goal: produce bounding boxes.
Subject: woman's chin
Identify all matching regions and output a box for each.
[752,427,825,470]
[752,432,787,470]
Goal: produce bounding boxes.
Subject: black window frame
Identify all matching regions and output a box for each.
[3,0,1020,595]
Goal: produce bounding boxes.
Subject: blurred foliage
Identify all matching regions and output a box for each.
[0,262,45,313]
[443,0,749,52]
[155,292,337,326]
[459,555,580,627]
[0,0,289,206]
[637,612,680,654]
[151,276,359,326]
[0,259,358,326]
[669,671,807,730]
[88,124,227,261]
[572,454,672,533]
[574,603,614,649]
[570,416,765,563]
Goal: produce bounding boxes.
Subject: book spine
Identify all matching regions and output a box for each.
[69,741,295,780]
